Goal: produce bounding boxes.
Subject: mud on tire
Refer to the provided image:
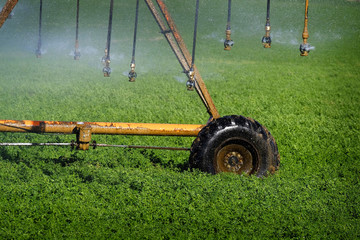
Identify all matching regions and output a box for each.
[189,115,280,177]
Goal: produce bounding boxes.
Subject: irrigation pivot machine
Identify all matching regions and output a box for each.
[0,0,281,177]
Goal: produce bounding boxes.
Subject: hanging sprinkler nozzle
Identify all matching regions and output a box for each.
[74,41,80,60]
[74,49,81,60]
[300,0,311,56]
[103,65,111,77]
[224,0,233,50]
[300,43,313,56]
[262,23,271,48]
[186,70,195,91]
[128,0,139,82]
[102,48,111,77]
[262,0,271,48]
[187,0,199,91]
[128,63,137,82]
[224,30,234,51]
[102,0,113,76]
[35,48,42,58]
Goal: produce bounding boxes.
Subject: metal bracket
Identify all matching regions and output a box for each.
[76,124,92,150]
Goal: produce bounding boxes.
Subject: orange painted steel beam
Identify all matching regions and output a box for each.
[0,120,204,137]
[0,0,18,28]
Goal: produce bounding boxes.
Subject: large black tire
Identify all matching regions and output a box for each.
[189,115,280,177]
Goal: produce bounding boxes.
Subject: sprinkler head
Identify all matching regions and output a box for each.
[224,29,234,51]
[187,70,195,91]
[299,43,312,56]
[102,57,111,76]
[128,71,137,82]
[103,66,111,77]
[128,63,137,82]
[186,80,195,91]
[74,50,81,60]
[262,23,271,48]
[224,39,234,51]
[35,49,41,58]
[262,36,272,48]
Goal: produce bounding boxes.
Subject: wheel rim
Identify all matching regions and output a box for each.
[215,143,255,174]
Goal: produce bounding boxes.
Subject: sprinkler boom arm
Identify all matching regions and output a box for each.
[0,0,220,149]
[0,0,280,177]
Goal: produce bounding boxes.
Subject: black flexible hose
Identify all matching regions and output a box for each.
[131,0,140,64]
[106,0,114,59]
[36,0,42,56]
[266,0,270,22]
[74,0,80,59]
[227,0,231,31]
[75,0,80,44]
[190,0,200,70]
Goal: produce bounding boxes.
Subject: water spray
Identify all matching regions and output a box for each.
[300,0,312,56]
[74,0,80,60]
[186,0,200,91]
[1,0,280,177]
[224,0,234,50]
[262,0,271,48]
[102,0,114,77]
[128,0,140,82]
[35,0,43,58]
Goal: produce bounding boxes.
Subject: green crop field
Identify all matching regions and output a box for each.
[0,0,359,239]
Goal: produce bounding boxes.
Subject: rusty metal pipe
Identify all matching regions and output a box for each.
[0,0,18,29]
[0,120,204,137]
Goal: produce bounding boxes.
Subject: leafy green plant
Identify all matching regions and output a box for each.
[0,0,359,239]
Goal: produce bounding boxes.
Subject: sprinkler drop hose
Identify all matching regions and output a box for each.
[300,0,311,56]
[224,0,234,50]
[262,0,271,48]
[186,0,200,91]
[35,0,42,58]
[103,0,114,77]
[128,0,140,82]
[74,0,80,60]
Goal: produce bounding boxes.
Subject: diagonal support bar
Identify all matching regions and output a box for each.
[0,0,18,28]
[144,0,220,119]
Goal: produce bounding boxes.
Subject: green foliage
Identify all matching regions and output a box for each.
[0,0,359,239]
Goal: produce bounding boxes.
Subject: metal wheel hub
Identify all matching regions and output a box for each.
[224,151,243,172]
[215,143,254,174]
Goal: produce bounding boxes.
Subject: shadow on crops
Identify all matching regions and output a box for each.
[50,154,82,167]
[0,147,22,164]
[140,149,190,172]
[0,146,82,167]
